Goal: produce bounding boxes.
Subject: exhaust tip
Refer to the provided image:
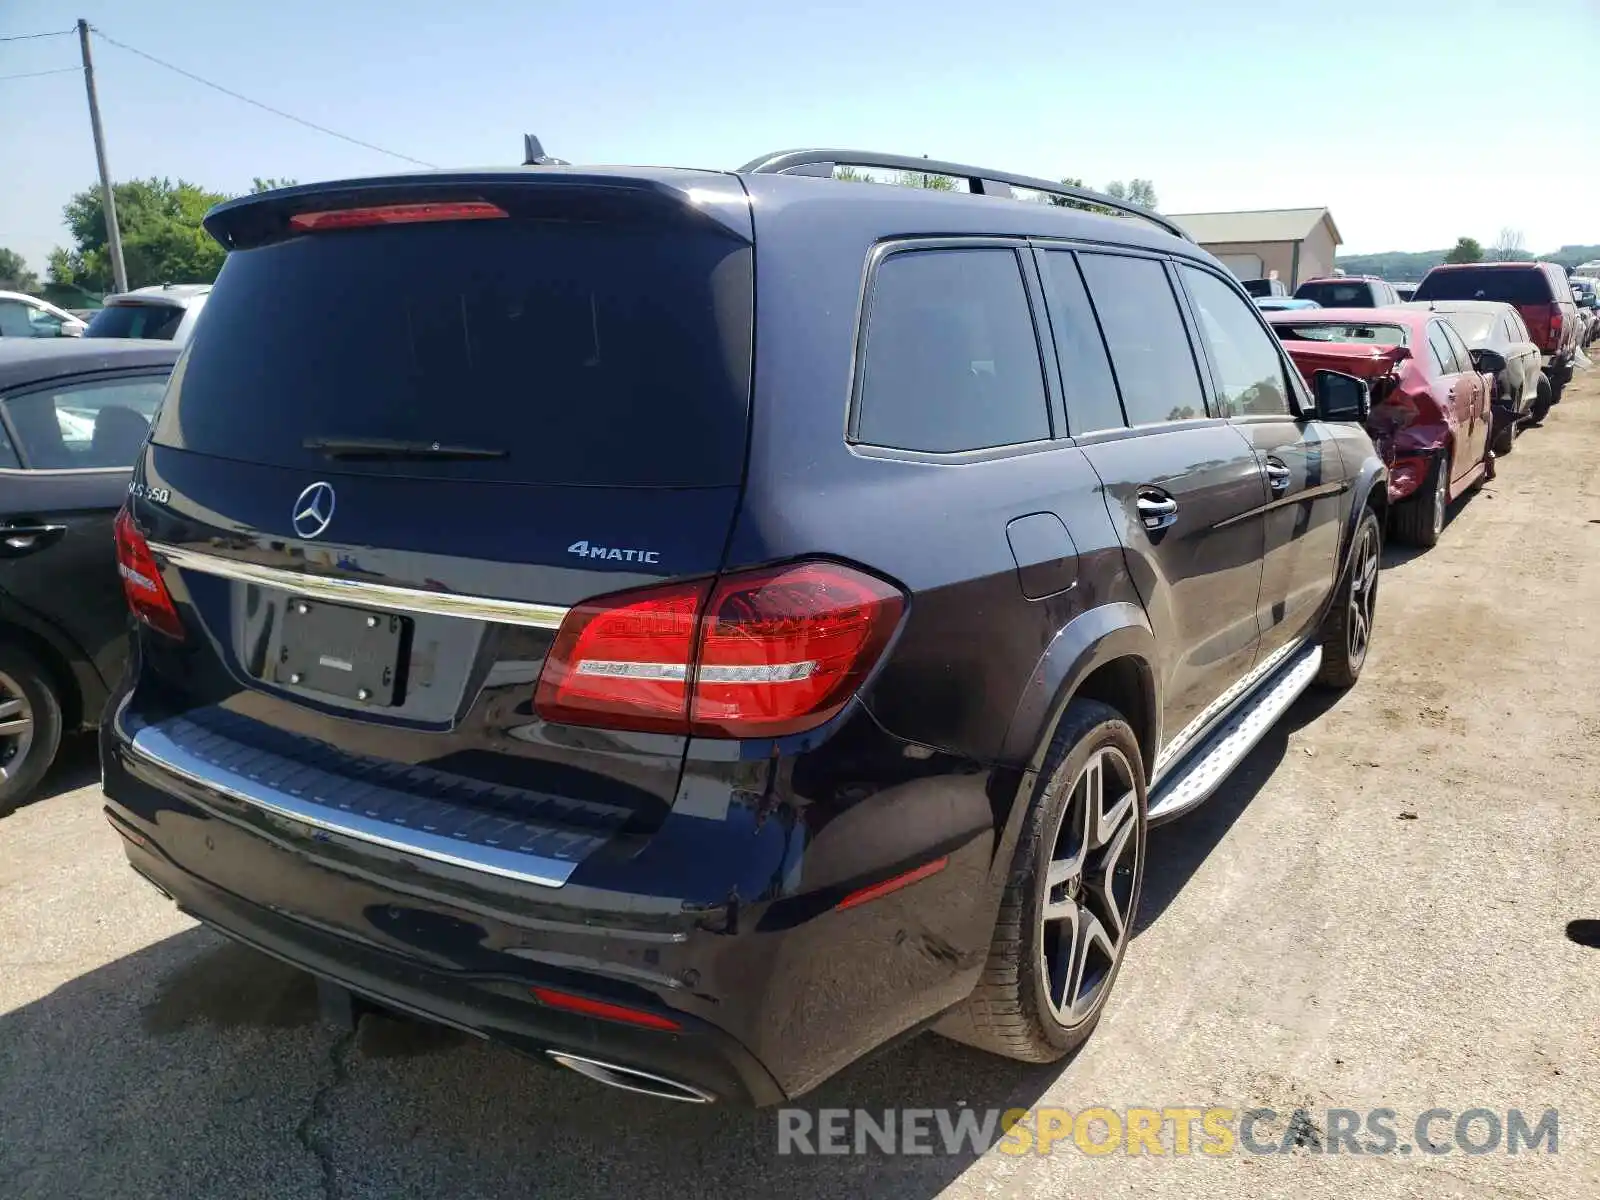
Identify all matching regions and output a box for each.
[547,1051,716,1104]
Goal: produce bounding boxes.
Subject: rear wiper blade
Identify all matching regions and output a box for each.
[303,436,508,461]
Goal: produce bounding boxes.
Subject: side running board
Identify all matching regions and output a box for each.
[1146,643,1323,825]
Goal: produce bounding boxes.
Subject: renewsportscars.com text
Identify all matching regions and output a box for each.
[776,1106,1559,1157]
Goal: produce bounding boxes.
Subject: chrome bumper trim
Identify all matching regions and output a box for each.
[127,722,582,888]
[148,542,570,631]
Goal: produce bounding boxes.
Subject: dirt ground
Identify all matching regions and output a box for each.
[2,367,1598,1199]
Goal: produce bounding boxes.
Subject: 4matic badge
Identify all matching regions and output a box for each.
[567,540,661,565]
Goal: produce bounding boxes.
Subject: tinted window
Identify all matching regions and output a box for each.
[86,303,185,341]
[1180,266,1290,417]
[1077,254,1207,425]
[1293,281,1377,307]
[856,248,1050,452]
[1037,250,1125,433]
[1413,267,1553,305]
[2,373,169,469]
[1426,323,1461,375]
[153,220,753,486]
[0,300,41,338]
[0,422,18,468]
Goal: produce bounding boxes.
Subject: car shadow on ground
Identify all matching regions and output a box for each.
[1134,684,1344,936]
[3,710,1319,1198]
[1,733,99,822]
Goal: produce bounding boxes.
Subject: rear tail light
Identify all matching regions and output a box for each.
[287,201,507,232]
[1549,309,1564,347]
[114,507,184,640]
[535,561,905,738]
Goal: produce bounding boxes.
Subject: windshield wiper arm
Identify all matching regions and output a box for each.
[303,436,508,461]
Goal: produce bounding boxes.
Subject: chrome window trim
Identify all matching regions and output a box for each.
[149,542,570,630]
[127,722,578,888]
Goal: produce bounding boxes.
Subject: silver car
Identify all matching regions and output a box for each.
[84,283,211,345]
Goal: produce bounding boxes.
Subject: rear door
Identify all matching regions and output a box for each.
[0,369,170,687]
[1426,320,1486,483]
[1175,262,1346,663]
[1438,319,1490,468]
[1048,248,1267,755]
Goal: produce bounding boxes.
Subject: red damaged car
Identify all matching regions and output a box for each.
[1267,308,1498,548]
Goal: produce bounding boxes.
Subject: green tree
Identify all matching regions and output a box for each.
[0,248,39,293]
[250,177,299,193]
[894,169,955,190]
[1444,236,1484,264]
[47,178,231,293]
[1106,179,1159,209]
[833,166,876,183]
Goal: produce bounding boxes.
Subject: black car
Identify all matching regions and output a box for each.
[102,152,1387,1105]
[0,339,178,813]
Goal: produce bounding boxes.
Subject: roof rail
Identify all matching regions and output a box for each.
[738,149,1191,242]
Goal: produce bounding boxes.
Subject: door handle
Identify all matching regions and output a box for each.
[1265,459,1292,493]
[1135,490,1179,532]
[0,522,67,557]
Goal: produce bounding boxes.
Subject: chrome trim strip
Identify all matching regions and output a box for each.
[546,1052,716,1104]
[1152,634,1308,780]
[149,543,570,630]
[128,723,578,888]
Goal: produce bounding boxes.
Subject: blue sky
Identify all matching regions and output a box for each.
[3,0,1596,274]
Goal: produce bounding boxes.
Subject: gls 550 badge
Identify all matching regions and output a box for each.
[567,540,661,565]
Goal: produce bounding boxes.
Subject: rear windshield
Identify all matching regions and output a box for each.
[152,219,754,486]
[1275,323,1408,346]
[1241,279,1277,298]
[1293,281,1376,307]
[1441,311,1496,344]
[1413,267,1553,305]
[86,303,184,340]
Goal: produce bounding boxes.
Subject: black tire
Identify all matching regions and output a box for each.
[935,699,1146,1062]
[1391,450,1448,548]
[1315,507,1382,689]
[1550,367,1567,404]
[1492,413,1516,456]
[0,642,64,818]
[1529,374,1553,423]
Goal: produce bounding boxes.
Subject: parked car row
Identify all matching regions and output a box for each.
[0,284,212,345]
[0,152,1574,1110]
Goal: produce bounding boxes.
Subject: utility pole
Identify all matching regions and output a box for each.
[77,19,128,295]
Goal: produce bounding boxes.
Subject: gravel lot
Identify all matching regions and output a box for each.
[4,368,1598,1199]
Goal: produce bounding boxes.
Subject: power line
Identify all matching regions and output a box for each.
[90,27,437,168]
[0,28,75,42]
[0,66,79,82]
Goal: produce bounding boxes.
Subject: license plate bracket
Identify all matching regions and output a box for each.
[273,599,406,706]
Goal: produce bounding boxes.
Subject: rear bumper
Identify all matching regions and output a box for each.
[100,697,1000,1104]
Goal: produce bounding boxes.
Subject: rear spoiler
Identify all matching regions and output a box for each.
[204,171,754,251]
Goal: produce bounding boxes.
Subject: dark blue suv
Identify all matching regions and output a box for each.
[103,151,1387,1105]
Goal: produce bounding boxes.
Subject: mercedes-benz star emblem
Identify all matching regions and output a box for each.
[292,481,336,540]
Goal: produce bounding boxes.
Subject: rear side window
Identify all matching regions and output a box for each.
[1414,268,1553,305]
[1426,323,1461,375]
[855,248,1050,453]
[86,303,185,341]
[1179,266,1291,417]
[1036,250,1125,434]
[1,373,168,469]
[154,220,754,486]
[1294,281,1376,307]
[1077,253,1207,425]
[1439,321,1475,370]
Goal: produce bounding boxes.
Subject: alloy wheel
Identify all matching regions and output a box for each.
[1347,522,1380,666]
[1041,746,1141,1027]
[0,670,35,785]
